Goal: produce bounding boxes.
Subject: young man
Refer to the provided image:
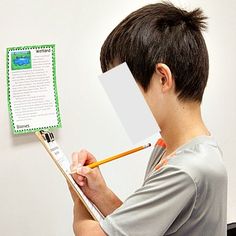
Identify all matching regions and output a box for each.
[69,2,227,235]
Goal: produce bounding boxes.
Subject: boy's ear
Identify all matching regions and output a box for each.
[155,63,174,92]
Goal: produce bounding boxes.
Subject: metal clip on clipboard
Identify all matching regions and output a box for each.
[35,130,104,222]
[40,130,55,142]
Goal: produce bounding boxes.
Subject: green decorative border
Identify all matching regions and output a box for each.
[6,44,62,134]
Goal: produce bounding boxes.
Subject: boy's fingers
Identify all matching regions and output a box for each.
[77,149,88,166]
[77,166,96,180]
[71,151,86,171]
[77,166,91,176]
[85,151,97,164]
[71,152,79,171]
[77,175,84,182]
[77,150,97,165]
[78,181,85,187]
[71,150,97,174]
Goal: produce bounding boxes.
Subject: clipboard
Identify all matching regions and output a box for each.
[35,130,104,222]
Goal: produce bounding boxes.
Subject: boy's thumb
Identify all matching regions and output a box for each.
[78,166,96,180]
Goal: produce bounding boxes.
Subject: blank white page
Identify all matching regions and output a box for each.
[99,63,159,144]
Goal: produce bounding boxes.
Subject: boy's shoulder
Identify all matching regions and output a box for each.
[145,135,227,189]
[167,135,227,186]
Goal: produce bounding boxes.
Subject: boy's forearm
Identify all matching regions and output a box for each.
[73,198,93,221]
[72,190,122,236]
[92,187,123,216]
[73,187,122,220]
[73,200,105,236]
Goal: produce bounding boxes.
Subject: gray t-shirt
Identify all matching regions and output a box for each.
[100,136,227,236]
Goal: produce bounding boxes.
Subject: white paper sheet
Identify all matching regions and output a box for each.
[99,63,159,143]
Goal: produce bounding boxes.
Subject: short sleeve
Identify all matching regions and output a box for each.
[100,166,196,236]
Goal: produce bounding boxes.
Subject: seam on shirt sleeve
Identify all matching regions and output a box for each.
[162,164,198,234]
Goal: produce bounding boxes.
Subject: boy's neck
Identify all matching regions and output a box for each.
[160,102,210,156]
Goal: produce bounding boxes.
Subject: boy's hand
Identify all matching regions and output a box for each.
[70,149,108,204]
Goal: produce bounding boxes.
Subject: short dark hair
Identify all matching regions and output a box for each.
[100,2,209,102]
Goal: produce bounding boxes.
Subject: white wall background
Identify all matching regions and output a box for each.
[0,0,235,235]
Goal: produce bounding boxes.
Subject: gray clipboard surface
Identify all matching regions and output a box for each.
[35,130,104,222]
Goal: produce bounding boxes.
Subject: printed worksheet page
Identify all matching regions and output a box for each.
[6,45,61,134]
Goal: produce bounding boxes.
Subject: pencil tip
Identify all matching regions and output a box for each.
[145,143,151,148]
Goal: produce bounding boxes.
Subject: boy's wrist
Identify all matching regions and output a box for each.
[93,187,122,216]
[91,185,111,205]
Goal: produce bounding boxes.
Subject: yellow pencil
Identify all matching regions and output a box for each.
[71,143,151,173]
